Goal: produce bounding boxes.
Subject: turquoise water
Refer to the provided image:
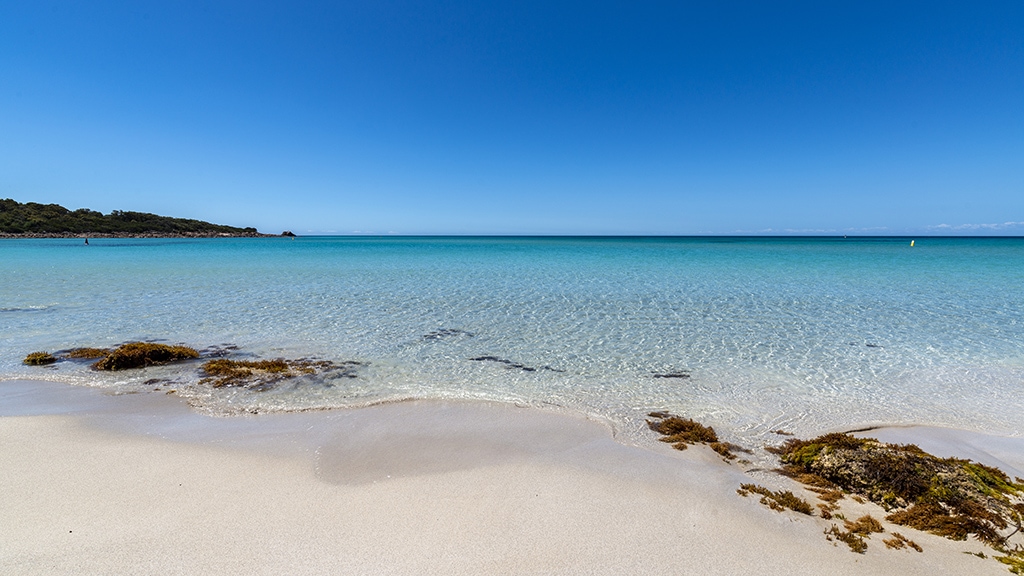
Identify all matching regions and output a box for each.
[2,236,1022,445]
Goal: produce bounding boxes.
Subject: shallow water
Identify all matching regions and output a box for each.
[2,236,1022,445]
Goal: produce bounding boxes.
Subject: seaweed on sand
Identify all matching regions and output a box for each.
[769,432,1024,569]
[92,342,200,370]
[999,548,1024,574]
[823,515,884,553]
[775,466,845,517]
[737,483,814,515]
[883,532,923,552]
[646,412,750,461]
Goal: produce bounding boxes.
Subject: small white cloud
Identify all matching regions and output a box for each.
[926,221,1024,231]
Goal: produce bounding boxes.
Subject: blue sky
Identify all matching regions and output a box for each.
[1,1,1021,235]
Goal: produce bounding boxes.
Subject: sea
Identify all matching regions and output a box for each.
[2,236,1022,448]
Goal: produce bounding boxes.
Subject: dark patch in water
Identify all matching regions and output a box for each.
[325,360,365,380]
[469,356,562,373]
[865,343,883,348]
[200,344,241,358]
[652,372,690,379]
[422,328,474,340]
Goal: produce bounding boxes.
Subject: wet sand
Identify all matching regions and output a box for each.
[0,379,1015,575]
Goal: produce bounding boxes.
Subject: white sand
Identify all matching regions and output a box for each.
[0,380,1014,575]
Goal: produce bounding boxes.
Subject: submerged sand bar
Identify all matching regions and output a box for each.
[1,379,1020,575]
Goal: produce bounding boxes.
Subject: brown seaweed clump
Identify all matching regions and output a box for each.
[646,412,749,461]
[737,483,814,515]
[823,515,885,553]
[23,351,57,365]
[199,358,340,389]
[883,532,923,552]
[770,432,1024,555]
[92,342,200,370]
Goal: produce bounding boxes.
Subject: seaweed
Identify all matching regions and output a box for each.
[822,515,885,553]
[846,514,885,535]
[646,412,752,461]
[199,357,345,389]
[999,548,1024,574]
[968,551,989,559]
[23,351,56,365]
[814,489,846,517]
[883,532,923,552]
[825,524,867,553]
[648,413,718,446]
[738,483,814,515]
[711,442,751,460]
[769,431,1024,565]
[92,342,199,370]
[885,500,1006,544]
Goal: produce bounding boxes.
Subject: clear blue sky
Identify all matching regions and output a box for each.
[1,1,1021,235]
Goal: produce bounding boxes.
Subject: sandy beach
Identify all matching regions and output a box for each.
[2,379,1019,575]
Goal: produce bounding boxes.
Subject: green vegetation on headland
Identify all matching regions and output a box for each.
[0,198,269,237]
